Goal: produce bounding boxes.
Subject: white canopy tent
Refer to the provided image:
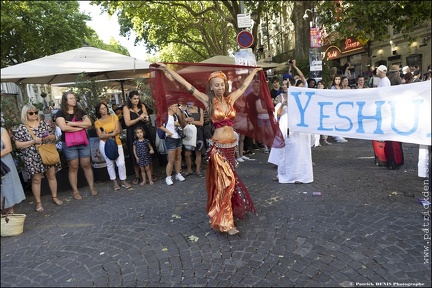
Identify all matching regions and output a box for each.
[0,46,151,85]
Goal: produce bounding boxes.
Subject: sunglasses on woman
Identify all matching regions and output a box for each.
[27,111,38,116]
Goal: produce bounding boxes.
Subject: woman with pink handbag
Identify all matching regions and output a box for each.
[55,91,98,199]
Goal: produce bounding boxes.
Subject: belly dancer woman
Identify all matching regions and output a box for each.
[157,63,261,235]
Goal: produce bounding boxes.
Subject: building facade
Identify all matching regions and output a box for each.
[321,21,431,79]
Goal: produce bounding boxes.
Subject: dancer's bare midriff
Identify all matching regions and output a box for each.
[212,126,236,143]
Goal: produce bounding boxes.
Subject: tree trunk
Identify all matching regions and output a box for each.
[291,1,314,60]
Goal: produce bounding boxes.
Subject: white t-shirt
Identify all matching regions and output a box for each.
[165,114,180,139]
[369,76,381,88]
[256,99,270,119]
[378,77,391,88]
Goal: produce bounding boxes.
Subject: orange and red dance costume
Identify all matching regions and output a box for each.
[205,96,256,232]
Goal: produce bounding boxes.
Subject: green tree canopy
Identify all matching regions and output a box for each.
[1,1,93,68]
[93,1,282,62]
[317,1,432,45]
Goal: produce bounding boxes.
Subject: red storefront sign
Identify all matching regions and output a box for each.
[343,38,361,52]
[325,46,341,60]
[322,37,364,60]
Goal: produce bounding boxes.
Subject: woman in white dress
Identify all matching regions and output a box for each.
[268,82,314,184]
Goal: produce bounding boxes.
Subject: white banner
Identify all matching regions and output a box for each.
[288,81,431,145]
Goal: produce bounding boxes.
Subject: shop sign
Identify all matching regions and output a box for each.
[342,37,362,52]
[322,37,364,60]
[325,46,341,60]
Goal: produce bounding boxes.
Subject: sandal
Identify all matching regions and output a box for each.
[196,171,204,178]
[91,188,98,196]
[185,172,193,176]
[52,197,63,206]
[114,186,121,191]
[35,202,44,212]
[227,227,239,235]
[121,184,132,189]
[72,192,83,200]
[132,177,140,185]
[152,176,157,182]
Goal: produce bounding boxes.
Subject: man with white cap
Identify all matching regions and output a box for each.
[376,65,390,87]
[400,66,410,84]
[402,66,410,75]
[374,64,404,170]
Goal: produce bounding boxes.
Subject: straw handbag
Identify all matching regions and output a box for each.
[1,196,26,237]
[1,211,26,237]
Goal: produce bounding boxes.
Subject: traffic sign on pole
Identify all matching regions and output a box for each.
[237,31,254,48]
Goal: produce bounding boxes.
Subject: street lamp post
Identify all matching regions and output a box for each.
[303,9,315,28]
[304,6,322,81]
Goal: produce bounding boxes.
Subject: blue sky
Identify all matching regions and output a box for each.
[79,1,148,60]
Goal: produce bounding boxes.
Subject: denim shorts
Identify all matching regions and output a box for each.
[257,118,271,128]
[165,137,183,151]
[184,145,195,151]
[62,143,91,161]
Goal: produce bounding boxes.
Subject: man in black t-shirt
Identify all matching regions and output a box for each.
[269,76,282,106]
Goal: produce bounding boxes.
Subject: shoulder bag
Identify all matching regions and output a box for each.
[104,138,119,160]
[1,160,10,178]
[173,114,186,139]
[64,115,89,147]
[156,123,166,140]
[182,124,197,147]
[103,116,119,161]
[157,138,167,154]
[26,126,60,166]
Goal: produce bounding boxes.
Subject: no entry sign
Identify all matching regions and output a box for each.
[237,31,254,48]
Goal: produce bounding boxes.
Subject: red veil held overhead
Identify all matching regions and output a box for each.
[150,62,284,149]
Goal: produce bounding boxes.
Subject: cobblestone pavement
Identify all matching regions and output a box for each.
[1,138,431,287]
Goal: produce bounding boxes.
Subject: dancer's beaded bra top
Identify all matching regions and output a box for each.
[208,71,236,129]
[212,97,235,128]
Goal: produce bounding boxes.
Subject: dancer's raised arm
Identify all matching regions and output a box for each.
[229,67,262,103]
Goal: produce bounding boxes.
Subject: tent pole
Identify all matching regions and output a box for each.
[120,80,126,102]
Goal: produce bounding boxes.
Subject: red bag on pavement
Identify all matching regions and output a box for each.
[384,141,404,170]
[372,140,387,167]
